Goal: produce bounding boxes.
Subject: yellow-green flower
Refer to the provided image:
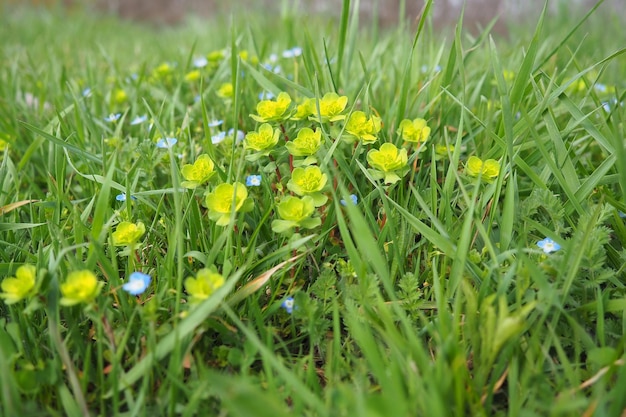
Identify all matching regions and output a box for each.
[238,50,259,65]
[112,221,146,246]
[0,138,8,152]
[207,50,225,62]
[205,182,251,226]
[435,144,455,156]
[0,265,37,305]
[287,166,328,206]
[184,70,201,82]
[181,154,215,189]
[113,88,127,104]
[367,143,408,184]
[310,92,348,123]
[153,62,173,78]
[344,111,382,144]
[397,118,431,145]
[245,123,280,153]
[290,98,315,121]
[60,270,103,306]
[466,156,500,182]
[184,268,225,304]
[285,127,322,157]
[271,196,321,233]
[217,82,233,99]
[250,92,292,123]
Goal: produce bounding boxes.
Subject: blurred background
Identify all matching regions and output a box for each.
[4,0,623,33]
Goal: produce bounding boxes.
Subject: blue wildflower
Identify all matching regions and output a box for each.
[193,57,208,68]
[122,272,151,296]
[246,174,262,187]
[104,113,121,123]
[340,194,358,206]
[282,47,302,58]
[211,131,226,144]
[258,91,276,100]
[157,137,178,148]
[537,237,561,254]
[116,193,137,202]
[208,119,224,128]
[228,128,245,143]
[130,115,148,125]
[281,296,294,314]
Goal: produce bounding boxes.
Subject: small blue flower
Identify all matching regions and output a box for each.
[282,47,302,58]
[537,237,561,254]
[157,137,178,148]
[268,53,278,63]
[122,272,151,296]
[130,115,148,125]
[228,128,245,143]
[281,296,294,314]
[104,113,121,122]
[246,174,262,187]
[602,98,619,113]
[619,211,626,219]
[340,194,358,206]
[258,91,276,100]
[116,193,137,202]
[208,119,224,128]
[193,57,208,68]
[211,131,226,144]
[594,83,607,93]
[261,64,282,74]
[82,87,92,97]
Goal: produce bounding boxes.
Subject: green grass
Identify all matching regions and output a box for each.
[1,1,626,416]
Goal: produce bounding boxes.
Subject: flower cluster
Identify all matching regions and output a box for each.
[112,221,145,247]
[60,270,103,306]
[205,182,253,226]
[465,156,500,182]
[367,143,409,184]
[184,268,225,304]
[0,265,37,305]
[181,154,215,189]
[397,118,431,146]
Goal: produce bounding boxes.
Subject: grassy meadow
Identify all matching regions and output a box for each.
[1,1,626,415]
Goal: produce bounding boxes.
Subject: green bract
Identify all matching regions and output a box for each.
[367,143,408,184]
[181,154,215,189]
[271,196,321,233]
[286,166,328,206]
[344,111,382,144]
[250,92,292,123]
[285,127,322,157]
[205,182,252,226]
[0,264,37,305]
[244,123,280,154]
